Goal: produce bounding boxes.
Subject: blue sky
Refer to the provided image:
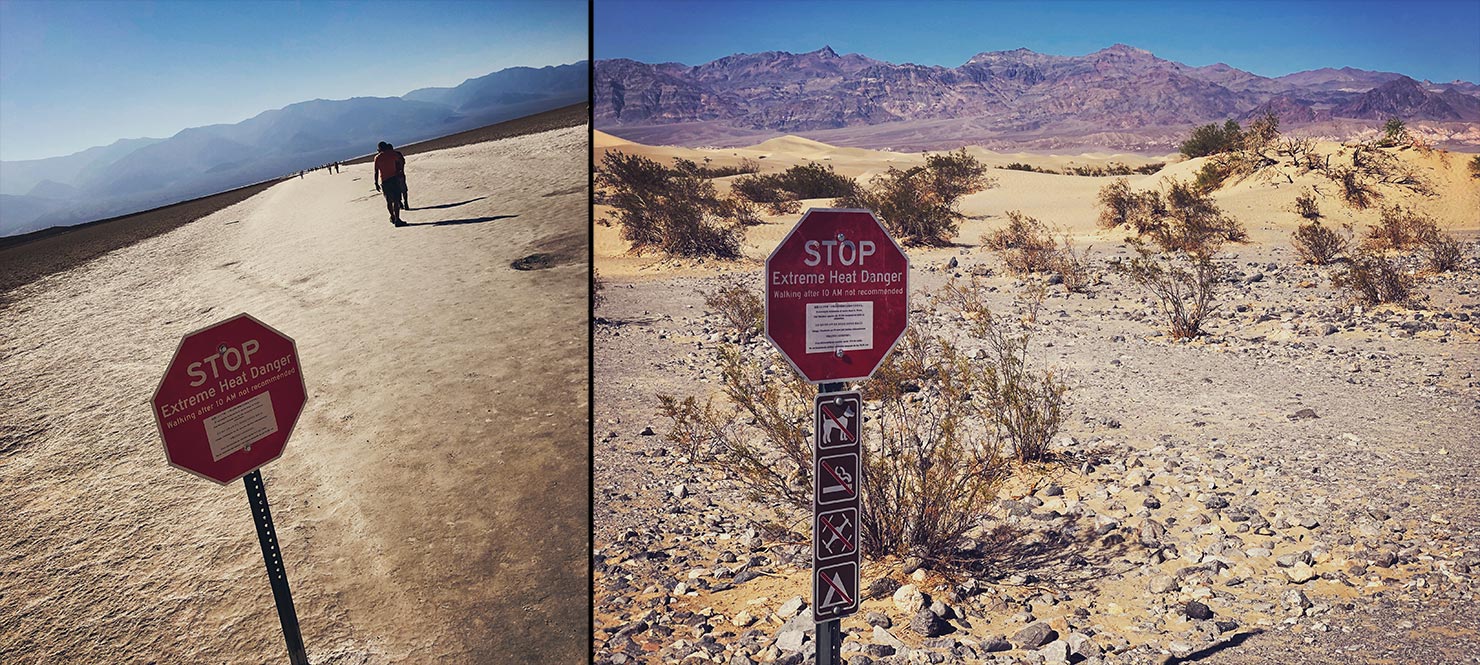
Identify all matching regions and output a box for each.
[0,0,587,161]
[597,0,1480,82]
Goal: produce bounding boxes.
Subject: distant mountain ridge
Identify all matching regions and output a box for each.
[594,45,1479,150]
[1,61,587,237]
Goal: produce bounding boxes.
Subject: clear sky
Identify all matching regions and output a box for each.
[0,0,588,161]
[597,0,1480,83]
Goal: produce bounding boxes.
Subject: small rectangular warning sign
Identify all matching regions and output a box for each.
[805,301,873,354]
[204,392,278,461]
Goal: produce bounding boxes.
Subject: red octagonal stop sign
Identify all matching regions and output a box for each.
[152,314,306,484]
[765,208,910,383]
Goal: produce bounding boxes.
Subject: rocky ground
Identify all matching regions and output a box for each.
[593,240,1480,664]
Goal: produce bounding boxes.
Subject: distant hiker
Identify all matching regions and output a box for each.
[298,170,304,179]
[374,141,408,227]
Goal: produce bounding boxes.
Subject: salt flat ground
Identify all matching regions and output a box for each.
[593,133,1480,664]
[1,124,589,663]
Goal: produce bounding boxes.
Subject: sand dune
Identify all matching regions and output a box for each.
[2,124,589,663]
[596,134,1479,279]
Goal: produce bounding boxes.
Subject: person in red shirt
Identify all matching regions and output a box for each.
[373,141,408,227]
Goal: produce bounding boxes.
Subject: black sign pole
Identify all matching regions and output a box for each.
[816,381,846,665]
[244,469,310,665]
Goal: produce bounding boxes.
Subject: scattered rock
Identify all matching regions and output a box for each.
[893,584,925,614]
[909,608,950,637]
[1184,601,1213,621]
[1013,622,1058,650]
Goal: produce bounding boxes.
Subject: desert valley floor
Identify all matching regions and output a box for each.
[1,118,589,664]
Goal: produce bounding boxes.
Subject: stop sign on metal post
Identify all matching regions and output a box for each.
[152,313,306,484]
[765,208,910,383]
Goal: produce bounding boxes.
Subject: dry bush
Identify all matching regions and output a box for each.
[593,269,606,309]
[661,280,1065,560]
[661,325,1015,559]
[1096,178,1162,233]
[1193,157,1237,193]
[1052,236,1097,293]
[1293,189,1321,220]
[1180,119,1243,158]
[1422,233,1465,273]
[1291,221,1352,265]
[595,150,746,258]
[935,279,1067,464]
[1469,155,1480,179]
[983,210,1058,274]
[1002,162,1050,173]
[730,175,802,215]
[731,162,855,215]
[672,156,761,178]
[1112,246,1227,339]
[1332,250,1415,306]
[1330,166,1379,209]
[1364,204,1440,251]
[703,285,763,343]
[1097,178,1244,257]
[839,149,994,246]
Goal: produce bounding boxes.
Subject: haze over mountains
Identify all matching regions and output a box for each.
[1,62,587,237]
[594,45,1480,151]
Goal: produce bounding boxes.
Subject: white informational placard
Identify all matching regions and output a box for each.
[204,392,279,461]
[805,301,874,354]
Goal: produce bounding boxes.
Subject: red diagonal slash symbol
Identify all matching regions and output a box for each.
[821,459,854,496]
[819,568,853,606]
[821,402,856,443]
[820,514,853,552]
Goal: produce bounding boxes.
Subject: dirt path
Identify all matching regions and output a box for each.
[1,124,589,663]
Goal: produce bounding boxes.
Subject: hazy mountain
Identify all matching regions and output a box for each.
[594,46,1480,149]
[1,61,587,237]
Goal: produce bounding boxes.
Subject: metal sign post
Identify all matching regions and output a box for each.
[245,469,310,665]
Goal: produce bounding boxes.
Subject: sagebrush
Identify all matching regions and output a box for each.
[838,149,994,246]
[595,151,750,258]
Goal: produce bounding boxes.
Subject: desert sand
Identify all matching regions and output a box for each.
[1,120,589,663]
[594,133,1480,663]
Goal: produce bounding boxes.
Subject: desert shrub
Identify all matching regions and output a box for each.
[1469,155,1480,179]
[1291,221,1352,265]
[838,148,993,246]
[1193,157,1237,193]
[1002,162,1050,173]
[730,174,802,215]
[1332,250,1415,305]
[777,161,856,199]
[1180,119,1243,158]
[661,325,1013,559]
[732,162,856,215]
[1293,189,1321,220]
[1052,236,1097,293]
[1096,178,1163,233]
[595,150,746,258]
[1112,246,1227,339]
[704,285,763,342]
[1364,204,1440,251]
[593,270,606,309]
[935,279,1066,464]
[983,210,1058,274]
[1135,162,1167,175]
[1098,177,1244,255]
[672,156,761,179]
[1278,137,1318,169]
[1379,118,1409,148]
[1422,233,1465,272]
[1330,166,1378,209]
[1147,178,1246,256]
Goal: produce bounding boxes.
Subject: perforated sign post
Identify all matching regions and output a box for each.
[765,208,909,665]
[151,313,310,665]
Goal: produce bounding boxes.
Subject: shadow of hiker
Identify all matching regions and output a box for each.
[402,215,518,228]
[408,196,488,211]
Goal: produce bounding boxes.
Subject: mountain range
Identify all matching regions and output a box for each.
[594,45,1480,151]
[1,62,587,237]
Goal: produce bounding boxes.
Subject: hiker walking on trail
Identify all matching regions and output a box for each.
[374,141,408,227]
